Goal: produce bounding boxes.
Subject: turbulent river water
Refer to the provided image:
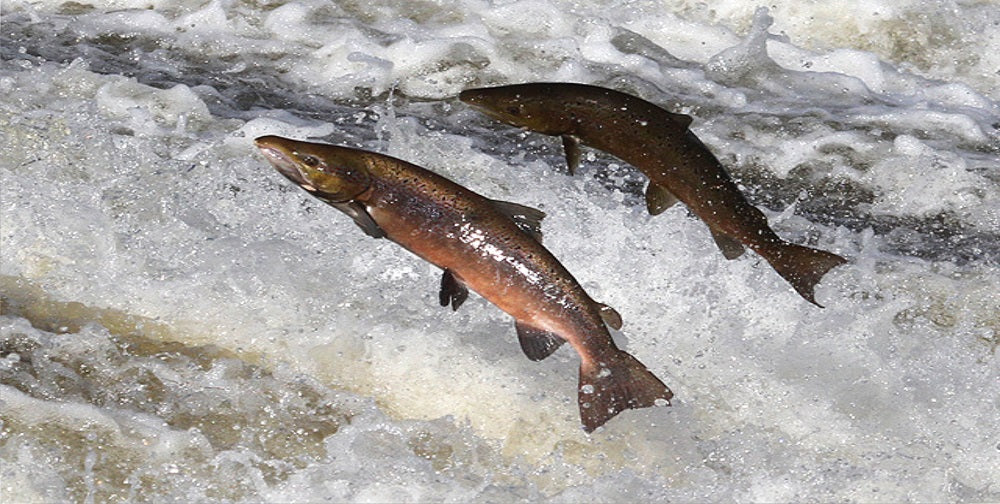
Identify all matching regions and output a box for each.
[2,0,999,501]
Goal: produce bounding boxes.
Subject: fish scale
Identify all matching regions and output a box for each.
[255,135,673,432]
[460,82,848,306]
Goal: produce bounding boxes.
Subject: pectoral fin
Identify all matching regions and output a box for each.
[710,229,746,260]
[491,199,546,242]
[439,269,469,311]
[331,201,386,239]
[561,135,582,175]
[515,321,565,361]
[645,183,680,215]
[598,303,623,330]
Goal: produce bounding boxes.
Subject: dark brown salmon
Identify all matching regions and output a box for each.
[255,135,672,432]
[459,83,847,306]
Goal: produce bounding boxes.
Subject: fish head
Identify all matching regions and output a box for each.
[459,85,570,134]
[255,135,372,203]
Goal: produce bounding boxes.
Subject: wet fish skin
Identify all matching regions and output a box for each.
[459,82,847,306]
[255,135,672,432]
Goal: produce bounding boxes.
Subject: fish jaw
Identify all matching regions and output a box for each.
[457,88,483,106]
[254,135,372,203]
[460,85,578,137]
[255,136,309,187]
[459,91,515,124]
[459,87,535,129]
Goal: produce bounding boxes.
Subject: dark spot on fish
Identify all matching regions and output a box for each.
[302,155,320,167]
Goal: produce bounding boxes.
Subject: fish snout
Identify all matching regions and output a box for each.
[458,89,481,104]
[255,136,305,183]
[458,89,496,113]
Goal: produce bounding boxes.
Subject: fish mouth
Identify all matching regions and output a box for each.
[459,97,507,122]
[458,89,504,120]
[458,90,496,114]
[458,91,528,126]
[255,136,305,184]
[457,89,482,105]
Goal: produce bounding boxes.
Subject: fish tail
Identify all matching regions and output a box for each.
[578,350,672,433]
[763,242,848,307]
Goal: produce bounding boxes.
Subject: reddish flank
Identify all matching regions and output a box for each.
[255,135,672,432]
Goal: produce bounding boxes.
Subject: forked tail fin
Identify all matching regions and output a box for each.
[578,351,673,432]
[763,242,848,307]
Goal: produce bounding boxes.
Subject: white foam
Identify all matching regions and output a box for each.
[96,80,211,134]
[2,0,999,501]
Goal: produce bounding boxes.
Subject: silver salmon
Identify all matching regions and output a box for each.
[460,83,847,306]
[255,135,672,432]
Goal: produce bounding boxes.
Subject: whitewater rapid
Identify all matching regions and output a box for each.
[2,0,998,501]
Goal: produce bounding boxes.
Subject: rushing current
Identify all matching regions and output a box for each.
[2,0,999,501]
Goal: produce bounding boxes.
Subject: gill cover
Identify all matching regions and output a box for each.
[255,135,372,203]
[290,149,372,203]
[460,85,569,135]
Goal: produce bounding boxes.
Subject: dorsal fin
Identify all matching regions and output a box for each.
[668,111,694,129]
[597,303,622,330]
[490,199,545,242]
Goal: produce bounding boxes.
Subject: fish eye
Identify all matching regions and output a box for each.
[301,154,320,167]
[507,106,521,115]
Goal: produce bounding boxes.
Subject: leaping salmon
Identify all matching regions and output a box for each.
[255,135,672,432]
[459,83,847,306]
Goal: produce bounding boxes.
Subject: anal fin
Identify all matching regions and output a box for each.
[710,228,746,260]
[439,269,469,311]
[515,321,565,361]
[562,135,582,175]
[645,183,680,215]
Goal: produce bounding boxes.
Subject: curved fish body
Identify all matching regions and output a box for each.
[255,135,672,432]
[460,83,847,306]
